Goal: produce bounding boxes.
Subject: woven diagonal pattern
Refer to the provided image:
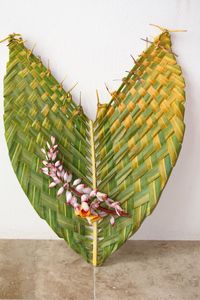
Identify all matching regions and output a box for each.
[4,38,94,262]
[3,30,185,266]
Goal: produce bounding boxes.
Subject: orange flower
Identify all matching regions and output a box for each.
[75,202,91,218]
[77,208,91,218]
[75,202,102,222]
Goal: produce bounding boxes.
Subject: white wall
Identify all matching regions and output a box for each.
[0,0,199,240]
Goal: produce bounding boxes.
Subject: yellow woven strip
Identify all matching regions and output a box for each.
[89,120,97,266]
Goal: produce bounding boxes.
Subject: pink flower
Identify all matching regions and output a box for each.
[52,177,61,184]
[96,192,108,201]
[66,191,72,204]
[70,196,78,207]
[74,203,81,213]
[98,211,108,217]
[75,184,85,193]
[56,171,61,178]
[90,199,100,209]
[64,172,72,183]
[52,151,58,161]
[41,167,49,175]
[83,187,92,195]
[73,178,81,186]
[110,216,115,226]
[41,136,127,227]
[49,182,57,188]
[81,194,89,202]
[73,202,80,209]
[60,170,65,179]
[109,202,123,216]
[81,201,89,212]
[105,198,113,206]
[57,186,64,196]
[55,160,61,167]
[47,152,53,159]
[58,165,63,171]
[90,189,97,198]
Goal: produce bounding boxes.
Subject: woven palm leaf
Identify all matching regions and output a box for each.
[3,28,185,266]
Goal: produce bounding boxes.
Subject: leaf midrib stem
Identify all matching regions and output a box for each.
[89,120,97,266]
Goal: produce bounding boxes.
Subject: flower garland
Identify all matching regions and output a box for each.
[41,136,128,225]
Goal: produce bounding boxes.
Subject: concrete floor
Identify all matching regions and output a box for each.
[0,240,199,300]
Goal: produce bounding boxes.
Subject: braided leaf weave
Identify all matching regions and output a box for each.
[3,30,185,266]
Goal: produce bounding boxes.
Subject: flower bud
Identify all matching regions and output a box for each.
[97,192,108,201]
[57,186,64,196]
[49,182,57,188]
[66,191,72,204]
[83,187,92,195]
[110,216,115,226]
[73,178,82,186]
[81,194,89,202]
[90,189,97,198]
[81,201,89,212]
[55,160,60,167]
[51,136,55,145]
[75,184,85,193]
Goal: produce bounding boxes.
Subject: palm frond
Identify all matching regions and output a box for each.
[3,30,185,266]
